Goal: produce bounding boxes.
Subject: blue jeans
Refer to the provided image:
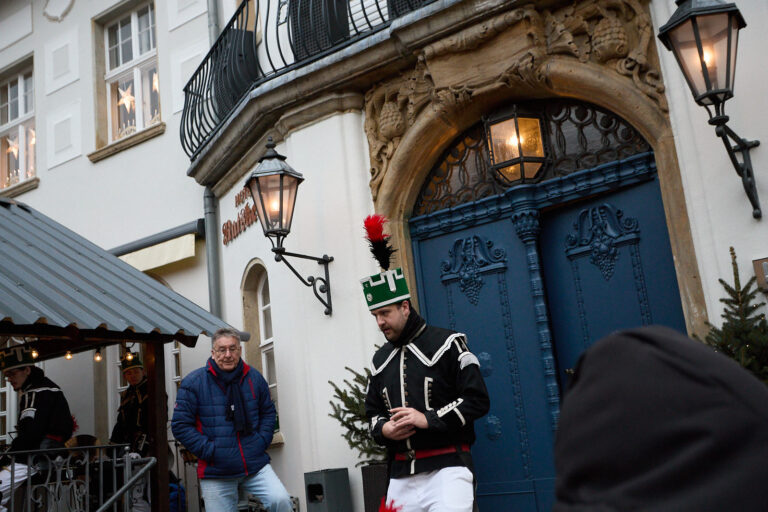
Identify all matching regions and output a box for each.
[200,464,292,512]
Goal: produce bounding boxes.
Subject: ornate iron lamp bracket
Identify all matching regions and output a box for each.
[709,116,761,219]
[272,247,333,315]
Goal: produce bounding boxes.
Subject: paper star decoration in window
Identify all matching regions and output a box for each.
[117,84,135,113]
[6,137,18,159]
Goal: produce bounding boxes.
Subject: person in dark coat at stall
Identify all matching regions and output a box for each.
[0,344,74,508]
[554,325,768,512]
[171,327,291,512]
[1,345,74,456]
[110,352,150,456]
[361,215,490,512]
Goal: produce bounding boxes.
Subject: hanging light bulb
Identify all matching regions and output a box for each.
[65,351,73,360]
[94,349,102,362]
[31,348,39,359]
[125,352,134,361]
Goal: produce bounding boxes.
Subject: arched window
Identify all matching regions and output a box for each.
[242,260,280,432]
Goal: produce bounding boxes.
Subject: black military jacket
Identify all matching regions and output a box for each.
[110,377,150,455]
[11,367,73,452]
[365,318,490,478]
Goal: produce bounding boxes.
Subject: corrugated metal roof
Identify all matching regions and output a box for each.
[0,197,232,350]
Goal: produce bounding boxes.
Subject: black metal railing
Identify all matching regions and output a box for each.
[180,0,436,159]
[0,444,155,512]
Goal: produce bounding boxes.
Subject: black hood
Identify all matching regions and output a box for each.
[554,325,768,512]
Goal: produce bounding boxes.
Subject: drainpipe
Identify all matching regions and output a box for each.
[205,3,221,316]
[207,0,220,45]
[204,187,222,317]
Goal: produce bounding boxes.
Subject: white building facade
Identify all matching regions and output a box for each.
[3,0,768,511]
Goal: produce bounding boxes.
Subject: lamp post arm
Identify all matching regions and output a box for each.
[272,247,334,315]
[712,120,761,219]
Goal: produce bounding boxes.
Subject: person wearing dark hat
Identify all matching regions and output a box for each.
[110,352,151,456]
[554,325,768,512]
[362,215,490,512]
[0,345,74,455]
[0,345,74,506]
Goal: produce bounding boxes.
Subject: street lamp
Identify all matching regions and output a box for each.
[658,0,761,218]
[245,137,333,315]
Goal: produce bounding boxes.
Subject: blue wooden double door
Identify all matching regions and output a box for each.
[409,155,686,510]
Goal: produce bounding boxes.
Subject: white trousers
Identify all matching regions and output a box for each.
[0,464,33,512]
[387,466,474,512]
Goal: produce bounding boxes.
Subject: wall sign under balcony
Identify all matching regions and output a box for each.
[222,187,258,246]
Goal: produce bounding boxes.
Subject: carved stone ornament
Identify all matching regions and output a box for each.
[44,0,75,22]
[363,0,666,200]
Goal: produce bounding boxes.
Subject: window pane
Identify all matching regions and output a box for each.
[108,25,120,69]
[265,349,276,385]
[0,416,5,437]
[262,305,273,339]
[0,85,7,124]
[23,74,33,114]
[25,121,35,181]
[138,7,153,54]
[261,279,271,305]
[120,18,133,63]
[3,134,20,188]
[8,82,18,120]
[0,389,5,412]
[269,385,278,403]
[141,65,161,126]
[111,77,137,140]
[174,352,181,378]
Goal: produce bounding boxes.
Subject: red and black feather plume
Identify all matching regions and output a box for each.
[364,214,396,270]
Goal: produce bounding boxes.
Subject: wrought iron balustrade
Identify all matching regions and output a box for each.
[180,0,436,159]
[0,444,155,512]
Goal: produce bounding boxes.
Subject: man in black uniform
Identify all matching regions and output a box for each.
[361,215,490,512]
[1,345,74,454]
[0,344,74,506]
[110,352,150,456]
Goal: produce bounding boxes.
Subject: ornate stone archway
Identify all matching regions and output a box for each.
[363,0,707,336]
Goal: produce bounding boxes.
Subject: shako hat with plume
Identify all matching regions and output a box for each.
[360,215,410,310]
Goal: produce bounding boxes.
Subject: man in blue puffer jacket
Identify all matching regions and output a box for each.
[171,328,292,512]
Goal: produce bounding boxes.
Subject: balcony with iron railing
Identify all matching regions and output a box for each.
[180,0,438,160]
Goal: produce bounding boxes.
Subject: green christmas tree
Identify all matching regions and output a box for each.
[328,366,387,466]
[704,247,768,384]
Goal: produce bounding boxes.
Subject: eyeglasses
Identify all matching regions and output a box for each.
[214,346,241,355]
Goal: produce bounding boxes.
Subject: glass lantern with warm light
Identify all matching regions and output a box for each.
[485,108,547,185]
[658,0,745,109]
[245,138,305,249]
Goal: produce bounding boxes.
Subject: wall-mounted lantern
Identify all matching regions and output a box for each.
[658,0,761,218]
[245,137,333,315]
[484,106,547,186]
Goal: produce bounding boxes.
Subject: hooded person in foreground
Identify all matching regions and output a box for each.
[554,325,768,512]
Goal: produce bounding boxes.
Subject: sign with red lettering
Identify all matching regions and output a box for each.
[222,187,258,246]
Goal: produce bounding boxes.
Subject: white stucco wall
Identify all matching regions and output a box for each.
[218,111,383,510]
[650,0,768,325]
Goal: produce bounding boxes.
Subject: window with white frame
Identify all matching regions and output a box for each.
[258,274,279,431]
[171,341,182,389]
[0,69,35,190]
[0,382,12,446]
[104,3,160,142]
